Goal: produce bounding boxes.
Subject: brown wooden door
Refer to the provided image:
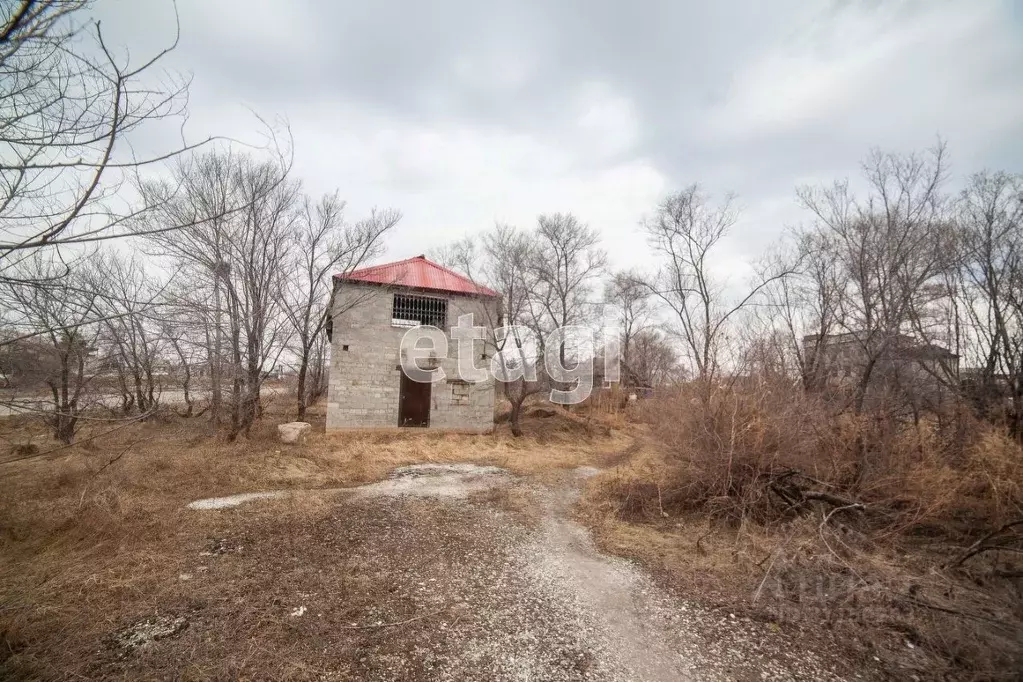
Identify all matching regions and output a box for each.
[399,372,431,427]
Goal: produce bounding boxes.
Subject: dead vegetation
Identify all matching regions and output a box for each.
[0,403,623,680]
[581,382,1023,680]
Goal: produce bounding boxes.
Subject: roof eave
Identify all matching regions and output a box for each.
[333,275,500,299]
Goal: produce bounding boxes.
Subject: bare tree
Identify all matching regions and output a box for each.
[488,226,548,435]
[796,143,951,413]
[136,151,300,437]
[90,254,164,415]
[434,223,534,333]
[766,230,847,391]
[604,270,653,373]
[0,0,217,280]
[160,314,203,417]
[955,170,1023,437]
[228,158,301,436]
[628,329,681,387]
[137,152,236,426]
[527,213,607,368]
[283,193,400,420]
[645,185,785,385]
[435,224,548,436]
[0,254,99,442]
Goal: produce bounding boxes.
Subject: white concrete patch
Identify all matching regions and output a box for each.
[186,491,284,510]
[573,466,602,479]
[350,463,511,499]
[185,463,509,510]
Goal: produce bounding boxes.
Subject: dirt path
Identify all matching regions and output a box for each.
[509,469,844,681]
[182,463,853,681]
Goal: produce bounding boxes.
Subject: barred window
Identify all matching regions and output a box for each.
[392,293,447,328]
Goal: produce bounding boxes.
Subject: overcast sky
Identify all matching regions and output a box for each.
[96,0,1023,280]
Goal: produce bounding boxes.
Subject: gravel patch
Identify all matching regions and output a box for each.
[350,462,512,499]
[185,464,510,511]
[124,458,866,680]
[186,491,285,510]
[108,615,188,656]
[325,463,854,681]
[177,462,857,680]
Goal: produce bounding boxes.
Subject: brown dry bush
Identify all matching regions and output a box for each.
[617,380,1022,531]
[587,380,1023,679]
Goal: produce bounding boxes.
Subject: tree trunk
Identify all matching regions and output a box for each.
[169,337,194,417]
[509,396,524,437]
[49,347,80,444]
[133,369,146,415]
[181,366,193,417]
[115,364,133,414]
[1011,378,1023,444]
[144,364,156,413]
[227,306,243,439]
[853,353,880,415]
[296,352,309,421]
[241,362,261,437]
[210,276,223,427]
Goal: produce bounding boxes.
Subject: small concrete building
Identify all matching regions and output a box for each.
[326,255,500,432]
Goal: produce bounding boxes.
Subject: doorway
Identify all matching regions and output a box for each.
[399,371,431,427]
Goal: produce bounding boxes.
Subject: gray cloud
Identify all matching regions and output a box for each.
[96,0,1023,272]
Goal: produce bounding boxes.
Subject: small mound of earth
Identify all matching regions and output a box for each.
[187,491,284,510]
[351,463,511,499]
[109,615,188,656]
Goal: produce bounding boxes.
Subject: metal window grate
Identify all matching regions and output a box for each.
[392,293,447,327]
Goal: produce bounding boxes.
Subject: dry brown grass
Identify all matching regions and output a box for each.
[0,401,625,680]
[581,384,1023,680]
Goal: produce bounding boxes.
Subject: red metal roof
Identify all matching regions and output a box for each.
[335,255,500,298]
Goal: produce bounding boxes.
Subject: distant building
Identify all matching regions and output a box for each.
[960,367,1015,414]
[589,360,654,398]
[326,256,500,431]
[0,336,97,389]
[803,332,958,410]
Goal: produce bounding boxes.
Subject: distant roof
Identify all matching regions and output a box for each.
[803,332,958,359]
[335,255,500,298]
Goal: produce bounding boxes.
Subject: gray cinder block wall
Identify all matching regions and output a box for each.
[325,282,499,432]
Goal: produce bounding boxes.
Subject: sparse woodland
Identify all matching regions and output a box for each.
[430,146,1023,676]
[1,1,1022,680]
[586,154,1023,678]
[0,1,401,442]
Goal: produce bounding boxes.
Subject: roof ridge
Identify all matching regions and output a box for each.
[335,255,499,298]
[345,255,419,279]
